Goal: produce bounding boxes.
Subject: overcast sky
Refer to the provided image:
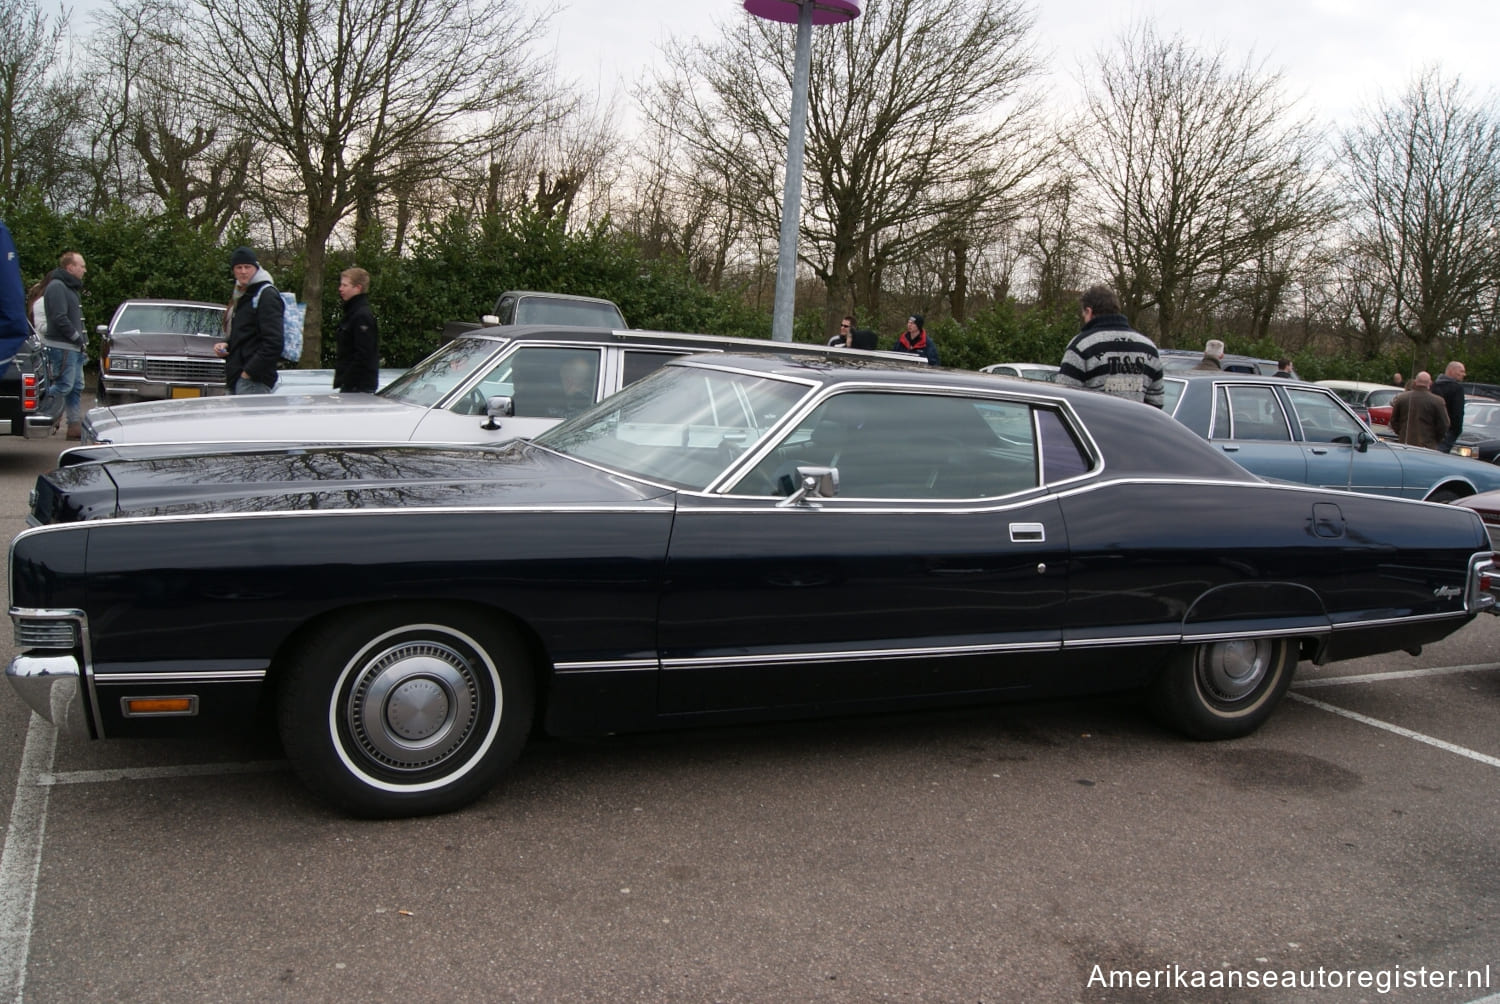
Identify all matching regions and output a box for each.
[545,0,1499,130]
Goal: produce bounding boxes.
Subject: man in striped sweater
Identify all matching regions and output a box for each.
[1055,285,1164,409]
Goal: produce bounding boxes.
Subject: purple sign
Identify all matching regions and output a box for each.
[743,0,860,25]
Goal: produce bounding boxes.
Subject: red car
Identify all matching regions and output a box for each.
[1364,386,1403,427]
[1456,490,1500,551]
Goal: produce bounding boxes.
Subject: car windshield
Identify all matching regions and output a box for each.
[1466,402,1500,436]
[379,337,505,408]
[534,364,811,489]
[113,303,224,335]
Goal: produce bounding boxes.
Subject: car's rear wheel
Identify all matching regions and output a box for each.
[1148,637,1295,739]
[1426,486,1466,504]
[277,606,534,817]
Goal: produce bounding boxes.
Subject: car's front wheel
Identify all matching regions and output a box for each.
[277,606,534,817]
[1148,637,1296,739]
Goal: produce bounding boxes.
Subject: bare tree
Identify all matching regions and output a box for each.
[0,0,86,211]
[1071,24,1332,346]
[642,0,1041,336]
[1341,69,1500,358]
[173,0,557,362]
[76,0,254,231]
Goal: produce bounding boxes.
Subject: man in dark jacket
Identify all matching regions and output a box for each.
[1056,284,1164,408]
[215,246,284,394]
[333,266,379,393]
[1432,360,1466,452]
[41,251,88,437]
[894,314,939,365]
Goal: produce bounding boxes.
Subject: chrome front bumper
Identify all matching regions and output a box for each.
[7,654,93,739]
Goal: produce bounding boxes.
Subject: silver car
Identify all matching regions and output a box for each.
[79,325,917,450]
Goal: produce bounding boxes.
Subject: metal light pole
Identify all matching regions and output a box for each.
[744,0,861,342]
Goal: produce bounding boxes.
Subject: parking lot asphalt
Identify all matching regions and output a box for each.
[0,431,1497,1003]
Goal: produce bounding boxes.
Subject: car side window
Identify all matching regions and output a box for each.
[622,350,689,387]
[1285,387,1365,444]
[1213,385,1291,441]
[454,346,602,418]
[738,391,1040,500]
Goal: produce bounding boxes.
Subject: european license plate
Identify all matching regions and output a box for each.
[171,387,202,399]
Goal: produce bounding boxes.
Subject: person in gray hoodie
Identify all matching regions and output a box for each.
[41,251,88,438]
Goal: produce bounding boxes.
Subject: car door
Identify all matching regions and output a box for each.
[1282,385,1410,496]
[656,388,1075,715]
[409,344,606,443]
[1205,382,1310,484]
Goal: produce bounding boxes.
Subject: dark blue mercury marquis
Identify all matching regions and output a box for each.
[9,353,1496,816]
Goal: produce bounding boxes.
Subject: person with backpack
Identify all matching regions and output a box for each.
[41,251,89,438]
[214,245,284,394]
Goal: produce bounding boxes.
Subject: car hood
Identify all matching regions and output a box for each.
[31,443,672,524]
[86,391,430,444]
[106,332,222,358]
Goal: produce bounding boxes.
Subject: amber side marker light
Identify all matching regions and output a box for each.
[121,696,198,717]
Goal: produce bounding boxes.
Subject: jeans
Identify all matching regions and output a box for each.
[233,375,274,395]
[46,347,85,424]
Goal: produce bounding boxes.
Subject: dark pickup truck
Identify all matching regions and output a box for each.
[1,333,62,438]
[444,290,626,340]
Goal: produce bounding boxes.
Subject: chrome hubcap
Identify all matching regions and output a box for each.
[346,642,480,770]
[1198,639,1269,703]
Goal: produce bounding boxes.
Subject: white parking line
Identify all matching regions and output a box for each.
[1289,693,1500,769]
[39,761,287,786]
[0,715,56,1003]
[0,716,284,1002]
[1295,662,1500,688]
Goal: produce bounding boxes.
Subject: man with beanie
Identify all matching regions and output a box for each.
[1056,284,1164,408]
[333,266,379,393]
[895,314,939,365]
[41,251,88,437]
[215,246,284,394]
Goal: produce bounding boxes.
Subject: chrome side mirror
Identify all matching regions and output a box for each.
[481,395,515,430]
[777,466,839,508]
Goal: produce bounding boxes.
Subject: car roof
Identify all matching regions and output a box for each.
[672,353,1257,482]
[500,290,620,305]
[1164,370,1318,386]
[456,324,922,363]
[112,298,225,310]
[1317,380,1396,392]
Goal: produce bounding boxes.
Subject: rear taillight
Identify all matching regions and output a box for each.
[22,373,38,413]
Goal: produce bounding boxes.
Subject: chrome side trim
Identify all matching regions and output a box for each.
[551,660,658,674]
[1329,609,1473,630]
[97,669,267,684]
[1061,633,1182,648]
[663,640,1064,670]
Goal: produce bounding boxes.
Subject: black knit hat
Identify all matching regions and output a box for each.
[229,246,258,267]
[909,314,924,329]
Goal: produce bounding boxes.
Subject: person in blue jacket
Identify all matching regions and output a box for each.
[0,221,33,371]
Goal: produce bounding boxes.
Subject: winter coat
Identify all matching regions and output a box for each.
[224,267,285,389]
[333,292,379,393]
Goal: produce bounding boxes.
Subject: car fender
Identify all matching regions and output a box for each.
[1181,581,1331,641]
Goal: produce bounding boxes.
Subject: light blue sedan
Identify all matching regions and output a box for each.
[1163,373,1500,502]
